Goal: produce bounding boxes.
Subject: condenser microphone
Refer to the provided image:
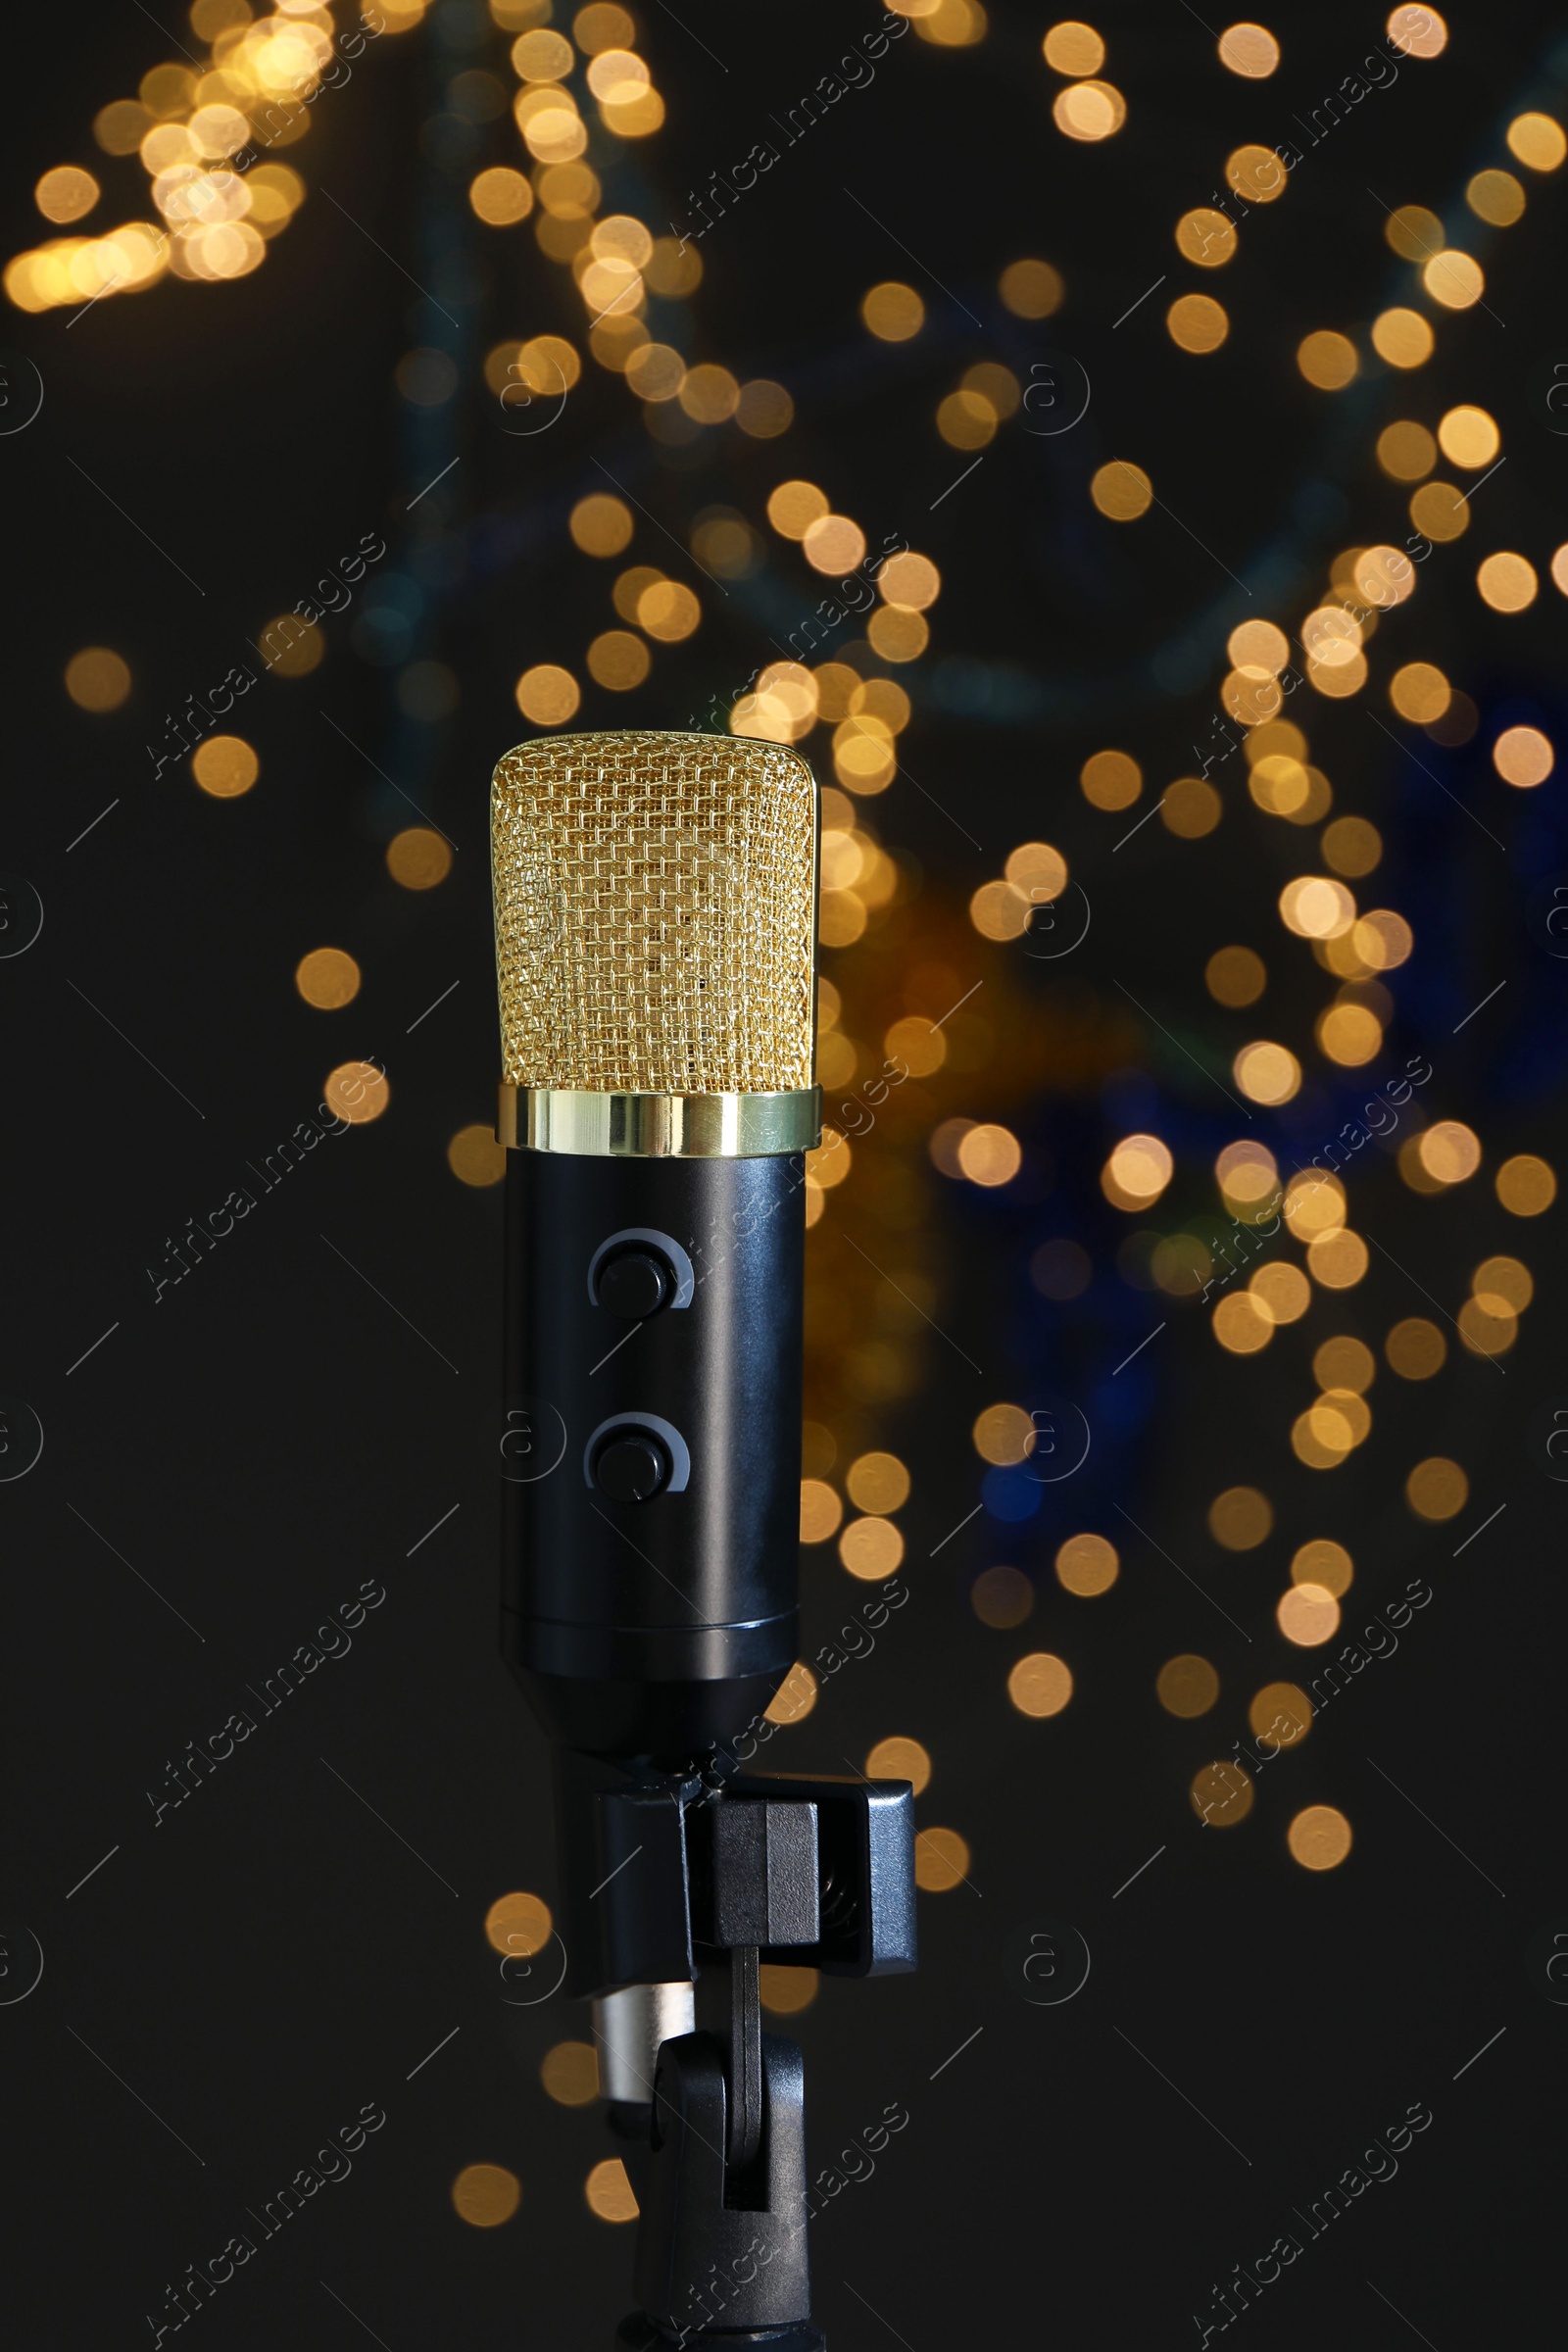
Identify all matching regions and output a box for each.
[490,730,913,2352]
[491,728,820,1765]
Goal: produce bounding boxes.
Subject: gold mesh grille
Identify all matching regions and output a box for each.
[491,731,817,1093]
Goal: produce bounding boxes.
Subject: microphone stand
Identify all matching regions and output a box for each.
[550,1749,915,2347]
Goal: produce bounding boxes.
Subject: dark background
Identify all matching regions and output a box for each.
[3,1,1566,2343]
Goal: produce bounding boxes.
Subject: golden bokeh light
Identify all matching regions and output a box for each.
[1090,461,1152,519]
[804,514,867,574]
[574,6,637,51]
[1227,144,1286,203]
[1280,873,1355,938]
[1467,169,1526,226]
[1252,1263,1310,1324]
[1298,330,1357,390]
[1506,112,1567,172]
[1249,1681,1311,1746]
[1213,1294,1272,1354]
[636,579,701,643]
[1388,7,1447,57]
[1292,1539,1353,1597]
[1385,203,1441,261]
[1007,1653,1073,1719]
[799,1480,843,1544]
[448,1124,507,1188]
[679,364,741,425]
[1006,841,1068,906]
[1437,405,1498,468]
[914,1828,972,1889]
[764,1662,819,1727]
[35,166,100,223]
[515,664,581,725]
[453,2164,520,2228]
[541,2041,599,2106]
[1053,80,1126,141]
[1405,1456,1468,1520]
[999,257,1064,317]
[260,615,322,676]
[1370,308,1434,368]
[861,279,924,340]
[1496,1154,1556,1214]
[958,1124,1023,1186]
[485,1890,550,1957]
[1234,1040,1301,1105]
[846,1452,911,1513]
[767,479,829,540]
[1176,208,1236,267]
[972,1403,1035,1466]
[1206,945,1266,1005]
[1493,726,1553,786]
[1316,1001,1383,1066]
[1101,1132,1173,1208]
[1055,1534,1118,1595]
[585,2158,638,2223]
[1390,662,1449,724]
[469,166,534,224]
[1477,553,1538,612]
[1313,1336,1374,1394]
[1288,1805,1352,1871]
[1418,1120,1481,1184]
[1476,1253,1534,1312]
[322,1060,389,1126]
[1189,1760,1253,1827]
[1283,1169,1347,1239]
[1218,22,1280,76]
[1306,1228,1368,1289]
[191,735,260,798]
[1377,420,1436,480]
[1042,21,1105,74]
[386,827,452,890]
[760,1965,819,2015]
[736,379,794,438]
[1325,818,1382,874]
[1458,1296,1516,1357]
[839,1516,905,1580]
[295,948,360,1009]
[879,551,942,610]
[1080,748,1142,809]
[1385,1316,1446,1379]
[1424,248,1484,310]
[866,1735,932,1794]
[65,646,131,711]
[1277,1583,1340,1646]
[570,494,634,557]
[1156,1654,1219,1717]
[940,388,1001,451]
[1161,776,1221,836]
[1409,480,1468,542]
[586,630,651,690]
[1208,1485,1272,1549]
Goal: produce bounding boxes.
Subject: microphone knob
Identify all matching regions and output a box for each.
[592,1430,671,1503]
[597,1249,671,1320]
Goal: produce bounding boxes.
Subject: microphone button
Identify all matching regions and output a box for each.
[592,1431,670,1504]
[597,1249,671,1320]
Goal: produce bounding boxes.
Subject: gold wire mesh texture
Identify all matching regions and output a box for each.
[491,731,817,1093]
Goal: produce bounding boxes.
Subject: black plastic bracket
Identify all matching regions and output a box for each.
[631,2028,816,2341]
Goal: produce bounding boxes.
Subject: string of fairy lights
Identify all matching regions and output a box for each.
[26,0,1566,2232]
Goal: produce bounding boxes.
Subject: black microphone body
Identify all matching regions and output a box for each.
[502,1146,806,1764]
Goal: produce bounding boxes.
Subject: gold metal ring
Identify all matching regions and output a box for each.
[497,1084,821,1159]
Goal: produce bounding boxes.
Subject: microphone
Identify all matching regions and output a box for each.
[491,726,820,1764]
[490,730,913,2351]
